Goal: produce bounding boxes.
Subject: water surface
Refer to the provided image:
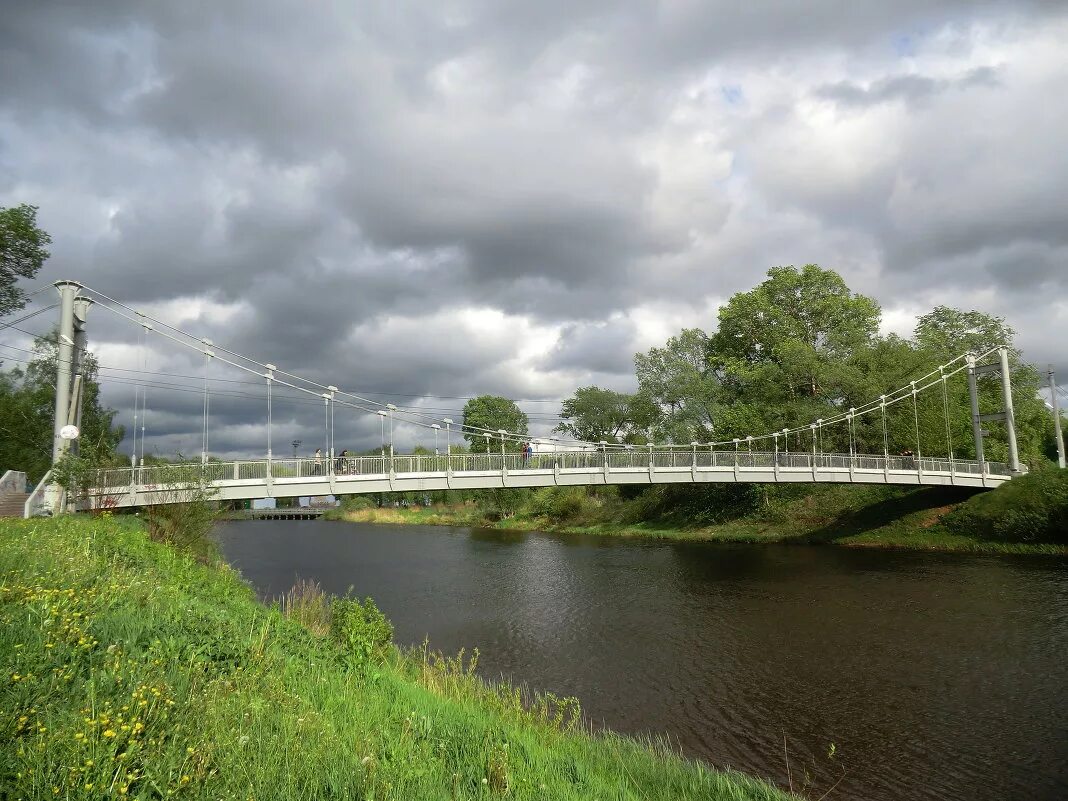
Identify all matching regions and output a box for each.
[215,520,1068,801]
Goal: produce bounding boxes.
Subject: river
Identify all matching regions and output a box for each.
[214,520,1068,801]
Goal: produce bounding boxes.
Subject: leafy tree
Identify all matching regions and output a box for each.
[0,334,124,482]
[460,395,528,452]
[712,264,880,397]
[0,204,51,316]
[555,386,654,444]
[634,328,724,442]
[915,306,1015,359]
[913,307,1050,465]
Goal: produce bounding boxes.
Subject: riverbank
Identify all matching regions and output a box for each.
[326,482,1068,555]
[0,516,792,800]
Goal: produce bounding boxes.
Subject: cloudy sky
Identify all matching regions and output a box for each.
[2,1,1066,458]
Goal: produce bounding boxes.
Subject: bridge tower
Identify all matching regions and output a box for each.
[50,281,93,463]
[967,347,1022,475]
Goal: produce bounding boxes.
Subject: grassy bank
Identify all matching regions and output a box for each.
[0,515,792,801]
[326,481,1068,556]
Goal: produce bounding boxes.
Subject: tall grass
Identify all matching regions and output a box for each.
[0,516,792,800]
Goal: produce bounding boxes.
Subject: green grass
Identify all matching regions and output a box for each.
[329,484,1068,556]
[0,515,792,801]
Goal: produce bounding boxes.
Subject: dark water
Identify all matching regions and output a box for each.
[214,521,1068,801]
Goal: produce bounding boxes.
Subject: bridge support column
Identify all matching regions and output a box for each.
[999,347,1021,474]
[966,354,986,474]
[51,282,81,465]
[1050,366,1066,469]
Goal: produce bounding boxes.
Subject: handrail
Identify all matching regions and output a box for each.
[24,469,59,518]
[84,451,1019,497]
[1,470,27,495]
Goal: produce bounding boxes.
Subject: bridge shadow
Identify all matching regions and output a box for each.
[785,486,983,545]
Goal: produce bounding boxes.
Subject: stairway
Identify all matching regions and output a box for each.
[0,491,28,518]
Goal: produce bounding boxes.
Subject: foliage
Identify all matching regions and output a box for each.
[474,486,527,520]
[461,394,528,451]
[555,385,655,443]
[943,468,1068,543]
[0,203,51,316]
[331,595,394,665]
[635,327,722,442]
[627,263,1054,469]
[0,516,790,800]
[280,578,331,636]
[0,333,124,483]
[137,464,221,560]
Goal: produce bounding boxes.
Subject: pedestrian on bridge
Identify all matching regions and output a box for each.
[313,448,323,475]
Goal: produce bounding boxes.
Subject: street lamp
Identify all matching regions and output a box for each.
[376,410,387,460]
[327,385,337,464]
[431,423,441,455]
[443,418,453,456]
[265,363,276,463]
[497,430,507,460]
[386,404,397,466]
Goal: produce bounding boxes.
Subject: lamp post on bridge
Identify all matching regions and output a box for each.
[386,404,397,472]
[497,429,508,463]
[327,385,337,469]
[443,418,453,456]
[431,423,441,456]
[265,364,276,466]
[377,410,387,461]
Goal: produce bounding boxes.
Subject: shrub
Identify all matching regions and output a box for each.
[281,579,331,636]
[339,495,376,512]
[330,596,393,664]
[943,467,1068,543]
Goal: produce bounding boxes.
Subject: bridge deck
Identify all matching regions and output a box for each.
[77,451,1015,510]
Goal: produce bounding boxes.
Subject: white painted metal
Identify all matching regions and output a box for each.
[81,451,1018,510]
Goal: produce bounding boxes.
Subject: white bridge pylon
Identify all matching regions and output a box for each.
[26,280,1026,515]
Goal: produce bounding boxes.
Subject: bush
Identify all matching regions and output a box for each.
[622,483,762,525]
[330,596,393,664]
[943,468,1068,543]
[525,487,590,521]
[339,495,376,512]
[281,579,331,636]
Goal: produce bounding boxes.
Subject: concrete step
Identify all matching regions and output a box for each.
[0,493,29,518]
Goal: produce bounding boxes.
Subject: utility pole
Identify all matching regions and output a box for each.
[1050,366,1066,469]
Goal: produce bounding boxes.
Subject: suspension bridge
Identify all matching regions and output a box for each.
[4,281,1045,518]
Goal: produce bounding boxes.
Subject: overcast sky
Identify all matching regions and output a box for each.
[2,1,1066,458]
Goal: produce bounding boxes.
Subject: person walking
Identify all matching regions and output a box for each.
[313,448,323,475]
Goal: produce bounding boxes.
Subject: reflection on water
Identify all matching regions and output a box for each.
[214,521,1068,801]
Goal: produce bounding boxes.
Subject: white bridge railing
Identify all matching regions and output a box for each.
[82,451,1015,508]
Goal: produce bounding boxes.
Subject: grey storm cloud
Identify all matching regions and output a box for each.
[2,0,1068,456]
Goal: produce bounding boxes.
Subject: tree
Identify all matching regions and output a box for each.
[554,386,653,443]
[0,204,51,316]
[712,264,881,397]
[460,395,528,452]
[634,328,722,442]
[914,306,1016,359]
[913,307,1050,465]
[0,334,124,482]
